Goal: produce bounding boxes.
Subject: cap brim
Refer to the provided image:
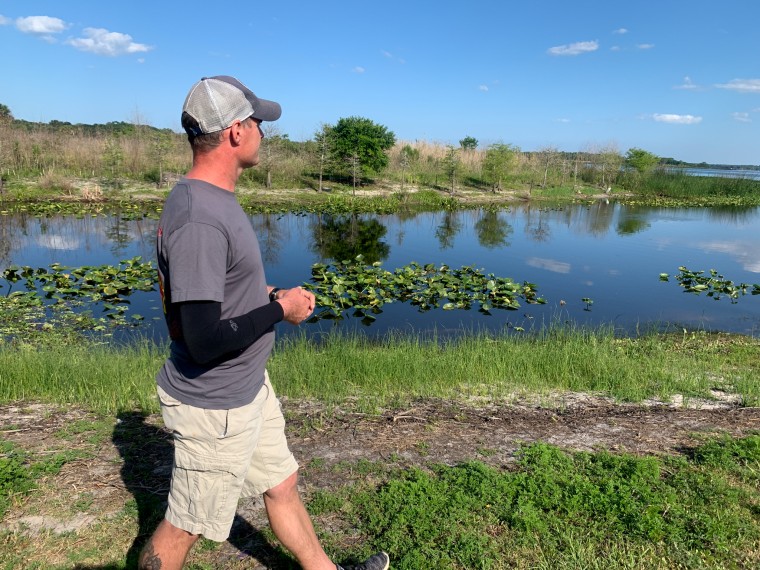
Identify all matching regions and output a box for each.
[250,98,281,122]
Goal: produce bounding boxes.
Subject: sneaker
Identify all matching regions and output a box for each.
[337,551,390,570]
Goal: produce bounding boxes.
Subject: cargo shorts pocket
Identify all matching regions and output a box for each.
[168,450,241,527]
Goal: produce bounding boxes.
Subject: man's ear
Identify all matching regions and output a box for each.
[228,121,243,146]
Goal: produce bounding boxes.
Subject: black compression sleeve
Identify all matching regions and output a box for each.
[179,300,284,364]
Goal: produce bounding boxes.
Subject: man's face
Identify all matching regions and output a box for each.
[240,117,264,168]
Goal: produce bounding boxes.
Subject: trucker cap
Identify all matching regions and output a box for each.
[182,75,282,136]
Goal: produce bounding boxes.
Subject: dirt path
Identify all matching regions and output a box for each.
[1,398,759,568]
[285,397,760,467]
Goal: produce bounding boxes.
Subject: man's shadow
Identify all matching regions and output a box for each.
[74,411,296,569]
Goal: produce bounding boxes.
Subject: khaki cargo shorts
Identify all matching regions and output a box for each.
[157,371,298,541]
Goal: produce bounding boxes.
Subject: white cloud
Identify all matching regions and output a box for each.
[674,76,698,90]
[733,112,751,123]
[653,113,703,125]
[637,43,655,50]
[381,50,405,64]
[66,27,151,56]
[352,66,365,73]
[15,15,67,34]
[478,85,489,92]
[0,15,10,25]
[715,79,760,93]
[555,118,571,123]
[547,40,598,56]
[613,28,628,34]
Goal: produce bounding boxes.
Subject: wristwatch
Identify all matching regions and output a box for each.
[269,287,282,303]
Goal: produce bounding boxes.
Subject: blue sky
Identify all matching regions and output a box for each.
[1,1,759,165]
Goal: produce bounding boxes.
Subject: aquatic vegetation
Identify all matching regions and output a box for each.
[1,256,546,339]
[0,200,161,219]
[1,257,157,339]
[304,255,545,324]
[660,266,760,303]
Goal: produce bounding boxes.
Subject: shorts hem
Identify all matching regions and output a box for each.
[165,509,231,543]
[243,460,299,497]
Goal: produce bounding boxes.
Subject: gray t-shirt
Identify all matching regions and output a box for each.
[155,178,273,409]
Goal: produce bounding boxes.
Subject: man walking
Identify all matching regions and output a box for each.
[139,76,388,570]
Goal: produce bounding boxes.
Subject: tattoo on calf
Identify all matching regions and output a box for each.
[138,541,163,570]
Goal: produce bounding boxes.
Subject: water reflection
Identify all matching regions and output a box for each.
[616,214,650,235]
[311,214,390,262]
[706,206,760,224]
[523,207,552,242]
[474,210,513,248]
[105,217,133,256]
[0,213,17,268]
[2,202,760,339]
[253,214,288,265]
[435,211,462,249]
[587,201,617,236]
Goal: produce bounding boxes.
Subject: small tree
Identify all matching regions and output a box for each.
[441,145,461,194]
[599,145,623,189]
[260,124,286,189]
[625,147,660,174]
[0,103,12,123]
[329,116,396,182]
[537,145,560,188]
[459,136,478,151]
[150,131,173,187]
[313,123,333,192]
[347,152,361,194]
[399,144,420,191]
[0,104,12,187]
[482,143,518,193]
[102,136,124,181]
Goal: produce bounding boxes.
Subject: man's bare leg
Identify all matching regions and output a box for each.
[263,471,336,570]
[138,518,200,570]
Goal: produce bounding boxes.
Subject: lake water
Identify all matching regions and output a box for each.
[3,201,760,341]
[667,167,760,180]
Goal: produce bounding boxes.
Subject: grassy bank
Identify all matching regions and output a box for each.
[1,329,759,569]
[1,328,757,414]
[621,170,760,205]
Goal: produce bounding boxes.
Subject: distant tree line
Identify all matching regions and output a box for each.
[1,101,756,198]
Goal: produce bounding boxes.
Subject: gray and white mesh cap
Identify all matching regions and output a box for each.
[182,75,282,135]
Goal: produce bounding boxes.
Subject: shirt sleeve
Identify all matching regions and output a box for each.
[179,300,285,364]
[166,222,228,303]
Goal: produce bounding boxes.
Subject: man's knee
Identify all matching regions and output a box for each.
[138,519,200,569]
[263,470,299,502]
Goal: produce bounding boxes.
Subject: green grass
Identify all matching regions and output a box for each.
[1,328,758,568]
[0,338,165,414]
[1,327,758,414]
[0,440,82,519]
[621,171,760,205]
[270,327,760,409]
[311,436,760,569]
